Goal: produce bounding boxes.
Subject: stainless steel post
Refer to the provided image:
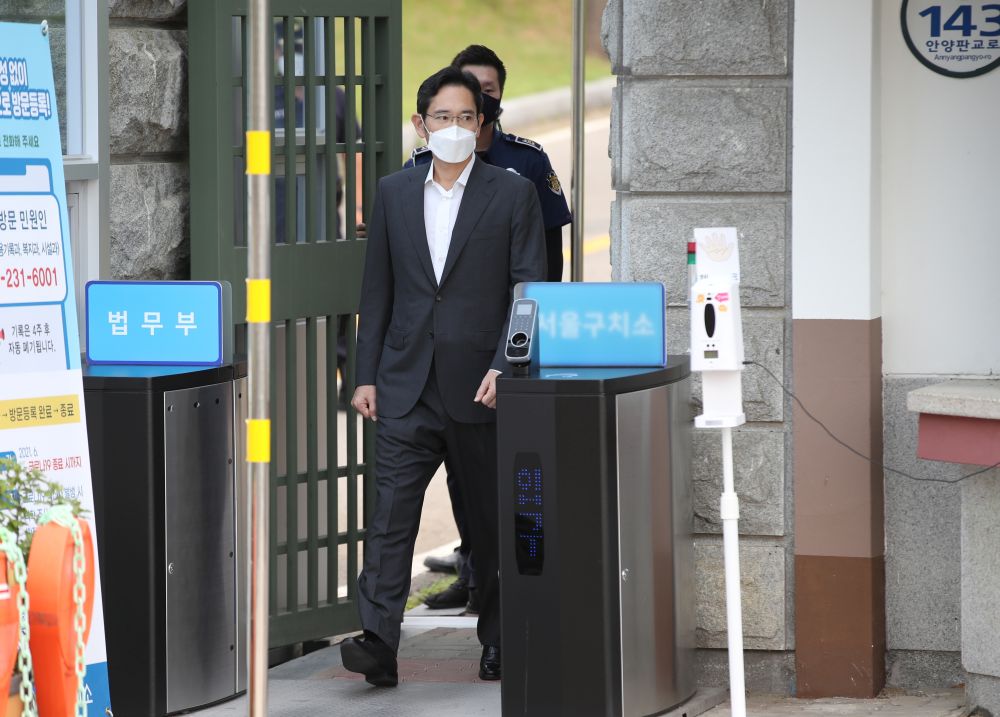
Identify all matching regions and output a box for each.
[571,0,586,282]
[246,2,271,716]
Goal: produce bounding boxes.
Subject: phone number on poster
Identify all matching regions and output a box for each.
[1,266,58,290]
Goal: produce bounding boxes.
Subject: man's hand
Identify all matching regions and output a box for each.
[352,384,378,421]
[473,370,501,409]
[356,222,367,238]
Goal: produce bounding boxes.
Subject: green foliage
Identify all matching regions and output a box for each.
[405,574,459,612]
[332,2,611,126]
[400,0,612,123]
[0,458,86,558]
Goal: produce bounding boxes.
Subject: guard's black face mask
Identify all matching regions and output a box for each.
[480,93,503,127]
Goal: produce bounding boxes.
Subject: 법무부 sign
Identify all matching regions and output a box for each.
[85,280,231,366]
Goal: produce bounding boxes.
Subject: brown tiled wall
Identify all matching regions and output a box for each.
[793,318,885,697]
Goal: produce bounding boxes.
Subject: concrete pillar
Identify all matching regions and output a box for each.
[603,0,794,692]
[791,0,885,697]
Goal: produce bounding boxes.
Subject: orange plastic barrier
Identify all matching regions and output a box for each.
[27,517,95,717]
[0,555,18,706]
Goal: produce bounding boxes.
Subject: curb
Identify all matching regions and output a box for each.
[400,75,616,159]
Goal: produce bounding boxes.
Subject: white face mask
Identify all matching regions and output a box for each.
[424,123,477,164]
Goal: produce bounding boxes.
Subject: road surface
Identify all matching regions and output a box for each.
[532,111,615,282]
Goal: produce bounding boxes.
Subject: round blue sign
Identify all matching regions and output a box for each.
[901,0,1000,77]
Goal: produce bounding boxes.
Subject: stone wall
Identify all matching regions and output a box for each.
[603,0,794,692]
[883,377,963,689]
[108,0,189,280]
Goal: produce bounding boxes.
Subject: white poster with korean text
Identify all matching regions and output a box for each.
[0,21,111,715]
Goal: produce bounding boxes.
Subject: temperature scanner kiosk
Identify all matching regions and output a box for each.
[496,283,695,717]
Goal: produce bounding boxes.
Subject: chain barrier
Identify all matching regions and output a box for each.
[38,506,87,717]
[0,527,35,717]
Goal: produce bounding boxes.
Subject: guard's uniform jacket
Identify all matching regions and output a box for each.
[405,128,571,233]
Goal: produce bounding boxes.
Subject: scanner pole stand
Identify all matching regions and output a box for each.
[691,248,748,716]
[694,370,748,716]
[720,426,747,717]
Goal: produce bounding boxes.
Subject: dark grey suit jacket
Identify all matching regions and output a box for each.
[356,158,547,423]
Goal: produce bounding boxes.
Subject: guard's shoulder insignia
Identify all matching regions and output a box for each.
[507,134,543,152]
[410,145,431,160]
[546,170,563,196]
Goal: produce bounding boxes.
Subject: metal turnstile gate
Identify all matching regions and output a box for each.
[497,360,695,717]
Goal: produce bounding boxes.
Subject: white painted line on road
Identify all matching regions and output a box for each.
[411,538,462,579]
[532,117,608,147]
[402,615,479,629]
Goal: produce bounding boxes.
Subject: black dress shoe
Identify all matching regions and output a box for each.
[423,547,463,574]
[423,577,469,609]
[479,645,501,681]
[340,632,398,687]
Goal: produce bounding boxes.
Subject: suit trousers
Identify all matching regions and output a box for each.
[356,367,500,651]
[442,457,476,588]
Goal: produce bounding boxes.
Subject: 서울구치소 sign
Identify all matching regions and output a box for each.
[901,0,1000,77]
[518,282,666,367]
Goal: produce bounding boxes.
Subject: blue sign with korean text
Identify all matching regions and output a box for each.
[0,23,79,373]
[518,282,666,367]
[86,281,225,366]
[901,1,1000,78]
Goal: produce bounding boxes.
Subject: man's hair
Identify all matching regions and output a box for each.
[451,44,507,93]
[416,66,484,116]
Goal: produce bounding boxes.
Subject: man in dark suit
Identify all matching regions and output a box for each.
[412,45,572,613]
[339,67,546,686]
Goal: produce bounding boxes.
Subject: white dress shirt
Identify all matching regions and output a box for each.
[423,154,475,284]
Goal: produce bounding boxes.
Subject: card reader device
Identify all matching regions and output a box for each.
[505,298,539,376]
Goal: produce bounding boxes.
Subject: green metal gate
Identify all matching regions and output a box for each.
[189,0,401,647]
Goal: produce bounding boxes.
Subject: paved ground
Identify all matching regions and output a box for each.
[194,626,500,717]
[532,110,615,282]
[193,623,969,717]
[702,690,967,717]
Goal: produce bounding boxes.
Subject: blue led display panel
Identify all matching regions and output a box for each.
[514,452,544,576]
[519,282,666,367]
